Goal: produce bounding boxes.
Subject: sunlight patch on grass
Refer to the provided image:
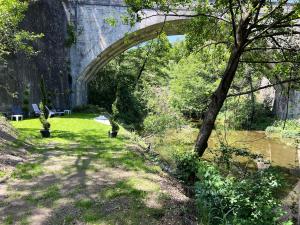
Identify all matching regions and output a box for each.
[3,215,13,225]
[0,170,6,178]
[98,150,161,173]
[75,198,93,209]
[11,114,119,146]
[19,217,29,225]
[127,177,160,192]
[8,113,168,225]
[101,177,160,200]
[42,184,61,200]
[12,163,43,180]
[102,180,147,200]
[26,184,61,207]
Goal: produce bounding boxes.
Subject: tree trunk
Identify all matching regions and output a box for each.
[195,47,243,157]
[247,70,255,126]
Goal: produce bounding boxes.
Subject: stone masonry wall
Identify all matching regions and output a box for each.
[0,0,70,113]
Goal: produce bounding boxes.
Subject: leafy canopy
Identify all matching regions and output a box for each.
[0,0,42,63]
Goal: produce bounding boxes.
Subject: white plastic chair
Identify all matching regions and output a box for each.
[32,104,41,116]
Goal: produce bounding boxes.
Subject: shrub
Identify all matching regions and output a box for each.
[174,151,199,184]
[282,129,300,138]
[65,23,76,47]
[109,117,119,132]
[220,98,274,130]
[72,104,106,114]
[22,85,30,117]
[195,161,286,225]
[111,83,146,131]
[213,144,260,170]
[143,113,184,135]
[39,102,50,130]
[39,77,50,131]
[266,119,300,143]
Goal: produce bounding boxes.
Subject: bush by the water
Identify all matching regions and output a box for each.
[143,113,184,136]
[266,119,300,139]
[174,148,289,225]
[175,151,199,184]
[219,98,274,130]
[196,161,286,225]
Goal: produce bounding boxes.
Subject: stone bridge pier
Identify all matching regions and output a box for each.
[64,0,189,106]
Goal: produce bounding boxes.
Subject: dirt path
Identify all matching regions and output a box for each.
[0,146,196,225]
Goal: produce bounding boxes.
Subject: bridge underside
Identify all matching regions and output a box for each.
[73,19,188,106]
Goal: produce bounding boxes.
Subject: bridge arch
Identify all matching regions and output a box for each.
[69,0,190,106]
[82,20,187,84]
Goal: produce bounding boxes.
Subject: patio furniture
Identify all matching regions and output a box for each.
[46,106,64,117]
[64,109,72,115]
[11,105,23,121]
[32,104,41,116]
[11,114,23,121]
[45,106,57,118]
[32,104,56,117]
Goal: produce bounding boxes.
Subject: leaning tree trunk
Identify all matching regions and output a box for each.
[195,47,243,157]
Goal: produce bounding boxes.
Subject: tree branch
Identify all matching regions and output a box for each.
[227,77,300,97]
[251,0,289,27]
[250,30,300,41]
[248,7,298,43]
[240,60,300,64]
[244,47,298,52]
[197,41,230,51]
[229,0,237,46]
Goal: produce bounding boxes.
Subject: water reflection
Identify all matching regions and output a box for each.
[208,131,298,170]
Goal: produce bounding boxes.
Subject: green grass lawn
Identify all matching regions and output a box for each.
[0,114,190,225]
[12,113,123,146]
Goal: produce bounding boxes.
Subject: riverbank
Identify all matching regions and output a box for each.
[147,126,299,170]
[266,119,300,147]
[146,125,299,223]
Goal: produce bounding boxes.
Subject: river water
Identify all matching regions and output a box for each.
[208,130,299,170]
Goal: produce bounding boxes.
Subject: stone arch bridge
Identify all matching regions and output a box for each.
[64,0,189,106]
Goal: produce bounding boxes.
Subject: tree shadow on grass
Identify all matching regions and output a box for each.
[1,115,195,224]
[0,151,194,225]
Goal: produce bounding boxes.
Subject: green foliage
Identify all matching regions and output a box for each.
[174,151,199,184]
[104,17,117,27]
[88,60,118,112]
[65,23,76,47]
[0,0,42,62]
[89,37,174,131]
[39,102,50,130]
[169,144,288,224]
[112,81,145,130]
[39,77,50,130]
[124,0,300,159]
[266,119,300,140]
[12,162,43,180]
[219,97,274,130]
[143,113,184,135]
[39,77,50,129]
[196,161,285,225]
[72,104,107,114]
[169,47,225,119]
[269,120,300,132]
[40,76,49,117]
[109,117,119,132]
[22,85,30,117]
